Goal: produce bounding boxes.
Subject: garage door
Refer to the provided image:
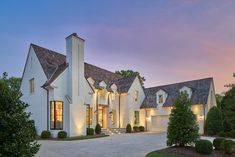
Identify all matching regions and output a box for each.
[151,115,169,132]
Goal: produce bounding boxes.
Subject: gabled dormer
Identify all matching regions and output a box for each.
[156,89,168,106]
[180,86,192,98]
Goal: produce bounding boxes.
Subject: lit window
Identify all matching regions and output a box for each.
[159,95,163,103]
[134,90,139,102]
[50,101,63,130]
[86,106,92,127]
[100,88,105,98]
[134,111,140,125]
[111,109,116,125]
[29,78,35,94]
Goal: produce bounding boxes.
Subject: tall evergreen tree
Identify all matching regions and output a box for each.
[0,73,40,157]
[221,86,235,130]
[167,92,199,147]
[204,106,223,135]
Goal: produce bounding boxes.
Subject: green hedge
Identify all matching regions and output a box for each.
[41,130,51,139]
[227,130,235,138]
[126,124,132,133]
[58,131,67,139]
[87,128,94,135]
[139,126,145,132]
[222,139,235,154]
[195,140,213,155]
[213,137,225,150]
[95,124,101,134]
[133,126,139,132]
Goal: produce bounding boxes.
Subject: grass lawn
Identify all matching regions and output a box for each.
[63,134,109,141]
[39,134,109,141]
[146,151,183,157]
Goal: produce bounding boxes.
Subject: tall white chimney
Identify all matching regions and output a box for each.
[66,33,86,136]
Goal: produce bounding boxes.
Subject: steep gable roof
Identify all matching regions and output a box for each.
[141,78,213,108]
[31,44,134,92]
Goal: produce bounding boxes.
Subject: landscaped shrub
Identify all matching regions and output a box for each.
[223,119,233,132]
[133,126,139,132]
[227,130,235,138]
[95,124,101,134]
[213,137,225,150]
[218,132,226,137]
[222,140,235,154]
[41,130,51,139]
[126,124,132,133]
[139,126,145,132]
[204,106,223,136]
[87,128,94,135]
[195,139,213,155]
[57,131,67,139]
[167,92,199,147]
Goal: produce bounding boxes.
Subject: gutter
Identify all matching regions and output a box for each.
[41,86,49,131]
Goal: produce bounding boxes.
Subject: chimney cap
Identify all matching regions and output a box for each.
[65,32,85,41]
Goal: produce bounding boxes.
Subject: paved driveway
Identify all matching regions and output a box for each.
[36,132,167,157]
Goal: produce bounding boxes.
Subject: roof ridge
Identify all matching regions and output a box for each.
[146,77,213,90]
[31,43,66,57]
[85,62,123,78]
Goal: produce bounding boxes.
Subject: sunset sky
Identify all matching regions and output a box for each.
[0,0,235,94]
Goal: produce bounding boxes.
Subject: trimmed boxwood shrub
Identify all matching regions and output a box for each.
[139,126,145,132]
[213,137,225,150]
[195,140,213,155]
[126,124,132,133]
[57,131,67,139]
[87,128,94,135]
[41,130,51,139]
[95,124,101,134]
[222,140,235,154]
[133,126,139,132]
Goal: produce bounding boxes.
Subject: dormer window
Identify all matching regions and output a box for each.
[156,89,167,105]
[158,94,163,103]
[180,86,192,98]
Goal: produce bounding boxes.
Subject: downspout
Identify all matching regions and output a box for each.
[119,93,121,128]
[203,104,206,135]
[96,90,99,124]
[42,86,49,131]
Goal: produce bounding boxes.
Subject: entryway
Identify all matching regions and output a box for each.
[98,106,108,128]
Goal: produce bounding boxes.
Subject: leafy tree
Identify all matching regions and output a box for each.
[0,73,40,157]
[221,86,235,130]
[167,92,199,147]
[115,70,145,86]
[204,106,223,135]
[1,72,21,91]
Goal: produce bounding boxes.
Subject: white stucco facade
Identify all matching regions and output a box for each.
[20,33,217,137]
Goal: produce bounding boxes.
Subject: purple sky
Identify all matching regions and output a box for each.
[1,0,235,94]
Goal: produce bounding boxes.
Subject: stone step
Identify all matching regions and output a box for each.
[101,128,126,135]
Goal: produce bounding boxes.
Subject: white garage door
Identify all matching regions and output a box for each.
[151,115,169,132]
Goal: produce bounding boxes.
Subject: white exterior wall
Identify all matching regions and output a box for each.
[20,47,48,135]
[126,77,145,127]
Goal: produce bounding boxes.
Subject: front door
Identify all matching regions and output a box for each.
[98,106,107,128]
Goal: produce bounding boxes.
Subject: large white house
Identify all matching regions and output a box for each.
[20,33,216,137]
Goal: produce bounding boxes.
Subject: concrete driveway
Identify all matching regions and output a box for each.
[36,132,167,157]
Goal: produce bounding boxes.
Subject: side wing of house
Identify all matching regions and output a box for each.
[20,45,48,134]
[126,76,145,127]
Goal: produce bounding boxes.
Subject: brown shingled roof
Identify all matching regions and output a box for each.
[31,44,134,93]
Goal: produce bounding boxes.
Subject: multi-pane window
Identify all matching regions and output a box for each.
[159,94,163,103]
[134,111,140,125]
[29,78,35,94]
[50,101,63,130]
[134,90,139,102]
[86,105,92,127]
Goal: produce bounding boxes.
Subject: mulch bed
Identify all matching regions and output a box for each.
[158,146,233,157]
